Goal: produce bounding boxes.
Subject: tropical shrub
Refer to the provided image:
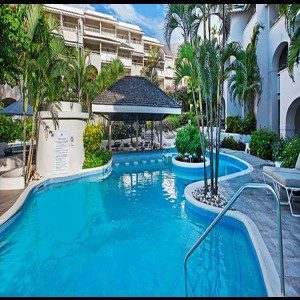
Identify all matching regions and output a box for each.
[280,135,300,168]
[243,112,256,134]
[249,129,279,160]
[0,115,32,142]
[82,149,111,169]
[221,136,246,151]
[226,116,244,134]
[271,136,287,161]
[83,122,111,169]
[226,113,256,134]
[175,124,204,159]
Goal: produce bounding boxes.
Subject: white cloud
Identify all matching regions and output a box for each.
[65,4,95,11]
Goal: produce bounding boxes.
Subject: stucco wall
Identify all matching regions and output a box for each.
[36,102,89,177]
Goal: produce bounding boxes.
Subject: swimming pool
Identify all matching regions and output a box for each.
[0,150,267,296]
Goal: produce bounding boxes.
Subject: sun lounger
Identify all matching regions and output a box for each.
[263,153,300,217]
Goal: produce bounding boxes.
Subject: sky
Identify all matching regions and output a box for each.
[66,4,184,45]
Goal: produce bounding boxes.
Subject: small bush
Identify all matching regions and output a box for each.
[243,112,256,134]
[271,136,286,161]
[0,115,32,142]
[226,113,256,134]
[249,129,279,160]
[83,122,111,169]
[175,124,205,159]
[226,115,244,134]
[82,149,111,169]
[221,136,246,151]
[280,135,300,168]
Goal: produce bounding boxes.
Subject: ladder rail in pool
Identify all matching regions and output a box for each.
[184,183,285,297]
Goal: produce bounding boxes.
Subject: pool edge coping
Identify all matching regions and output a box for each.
[0,159,113,228]
[184,153,280,297]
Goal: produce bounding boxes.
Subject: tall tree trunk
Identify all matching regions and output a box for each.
[214,5,226,195]
[209,89,214,193]
[198,86,208,193]
[21,74,28,179]
[191,84,207,194]
[25,98,38,184]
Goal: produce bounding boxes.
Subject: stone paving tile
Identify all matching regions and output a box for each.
[220,149,300,296]
[0,189,24,216]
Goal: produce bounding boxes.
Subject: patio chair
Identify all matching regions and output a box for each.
[263,153,300,217]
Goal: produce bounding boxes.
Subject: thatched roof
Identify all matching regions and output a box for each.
[92,76,181,122]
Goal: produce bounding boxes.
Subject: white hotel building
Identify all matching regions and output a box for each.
[225,4,300,138]
[44,4,176,90]
[0,4,177,104]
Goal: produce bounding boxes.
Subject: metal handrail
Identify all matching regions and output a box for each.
[184,183,285,297]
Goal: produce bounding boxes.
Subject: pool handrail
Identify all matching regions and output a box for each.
[184,182,285,297]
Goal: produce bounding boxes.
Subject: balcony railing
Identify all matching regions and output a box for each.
[130,39,142,44]
[84,25,100,34]
[63,24,77,32]
[101,27,116,37]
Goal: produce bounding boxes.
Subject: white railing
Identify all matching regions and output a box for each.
[101,51,117,62]
[84,25,100,34]
[130,39,142,44]
[63,25,77,32]
[117,35,129,43]
[119,56,131,67]
[101,27,116,37]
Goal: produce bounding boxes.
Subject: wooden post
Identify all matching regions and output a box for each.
[151,120,154,149]
[108,114,112,151]
[135,117,139,151]
[160,119,163,149]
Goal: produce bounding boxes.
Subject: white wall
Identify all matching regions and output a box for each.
[36,102,89,178]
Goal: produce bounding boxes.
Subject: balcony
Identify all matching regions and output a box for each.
[101,27,116,38]
[89,52,101,70]
[117,34,129,44]
[62,25,78,43]
[131,64,143,76]
[118,54,132,67]
[101,51,117,62]
[84,25,100,36]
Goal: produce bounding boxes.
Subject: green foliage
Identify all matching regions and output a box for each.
[280,135,300,168]
[249,129,279,160]
[83,122,103,154]
[226,116,244,133]
[271,136,287,161]
[221,136,246,151]
[243,112,256,134]
[82,122,111,169]
[226,113,256,134]
[0,115,32,142]
[0,4,29,86]
[82,149,111,169]
[175,124,204,158]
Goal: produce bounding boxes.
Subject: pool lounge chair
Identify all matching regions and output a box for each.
[263,153,300,217]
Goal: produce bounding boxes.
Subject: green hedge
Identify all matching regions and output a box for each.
[226,112,256,134]
[220,136,246,151]
[249,129,279,160]
[83,122,111,169]
[0,115,32,143]
[280,135,300,168]
[175,124,207,159]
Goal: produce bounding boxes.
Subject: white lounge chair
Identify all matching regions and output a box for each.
[263,153,300,217]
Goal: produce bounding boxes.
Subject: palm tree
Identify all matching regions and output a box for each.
[164,4,200,47]
[227,23,264,117]
[21,4,68,182]
[141,47,164,85]
[279,4,300,80]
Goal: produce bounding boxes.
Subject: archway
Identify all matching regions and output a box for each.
[271,42,288,134]
[285,97,300,138]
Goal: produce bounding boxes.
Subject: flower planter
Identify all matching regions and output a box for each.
[171,156,210,180]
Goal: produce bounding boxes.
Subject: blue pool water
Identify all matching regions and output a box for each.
[0,150,267,296]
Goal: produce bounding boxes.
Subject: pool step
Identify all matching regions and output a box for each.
[113,158,165,167]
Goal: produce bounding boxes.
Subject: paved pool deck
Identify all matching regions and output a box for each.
[219,149,300,297]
